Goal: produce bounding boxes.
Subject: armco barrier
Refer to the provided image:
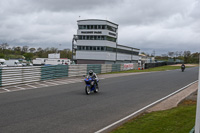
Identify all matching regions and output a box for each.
[41,65,68,80]
[0,63,138,87]
[101,64,112,73]
[1,66,41,86]
[87,64,101,74]
[145,62,176,69]
[189,127,194,133]
[68,64,87,77]
[112,64,121,72]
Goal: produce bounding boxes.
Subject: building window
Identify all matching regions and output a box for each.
[94,25,97,29]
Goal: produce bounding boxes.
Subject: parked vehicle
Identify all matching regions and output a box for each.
[84,76,99,95]
[5,60,22,67]
[0,59,7,67]
[33,58,70,66]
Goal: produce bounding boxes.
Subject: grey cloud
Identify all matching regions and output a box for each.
[0,0,200,54]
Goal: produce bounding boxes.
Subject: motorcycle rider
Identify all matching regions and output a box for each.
[88,70,99,87]
[181,63,185,72]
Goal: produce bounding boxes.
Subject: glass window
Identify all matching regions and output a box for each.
[94,25,97,29]
[102,25,105,29]
[83,25,86,29]
[91,25,93,29]
[97,47,100,51]
[90,46,92,50]
[87,36,90,40]
[86,46,89,50]
[87,25,90,29]
[82,36,85,40]
[93,47,96,50]
[94,36,97,40]
[78,36,82,40]
[101,47,104,51]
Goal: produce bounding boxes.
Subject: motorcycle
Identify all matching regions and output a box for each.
[84,76,99,95]
[181,65,185,72]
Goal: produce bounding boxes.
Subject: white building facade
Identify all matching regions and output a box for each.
[74,19,140,64]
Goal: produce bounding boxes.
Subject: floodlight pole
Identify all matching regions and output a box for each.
[195,54,200,133]
[72,35,77,63]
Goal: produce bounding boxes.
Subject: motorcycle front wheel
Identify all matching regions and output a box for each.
[94,86,99,93]
[85,86,91,95]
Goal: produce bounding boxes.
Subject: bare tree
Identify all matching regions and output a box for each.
[29,48,36,53]
[22,46,29,53]
[37,47,43,52]
[168,52,174,58]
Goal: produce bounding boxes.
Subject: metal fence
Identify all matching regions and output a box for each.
[0,63,138,87]
[1,66,41,86]
[68,64,87,77]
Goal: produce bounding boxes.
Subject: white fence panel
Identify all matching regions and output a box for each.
[1,66,41,86]
[68,65,87,77]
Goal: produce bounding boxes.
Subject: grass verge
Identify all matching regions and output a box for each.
[111,100,196,133]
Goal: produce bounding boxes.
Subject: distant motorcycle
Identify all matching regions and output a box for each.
[84,76,99,95]
[181,64,185,72]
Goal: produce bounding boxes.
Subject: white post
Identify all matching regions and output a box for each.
[195,54,200,133]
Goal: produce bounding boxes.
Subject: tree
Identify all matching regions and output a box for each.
[22,46,29,53]
[23,53,34,60]
[50,47,58,53]
[29,48,36,53]
[60,49,72,59]
[0,53,5,58]
[14,46,22,55]
[0,43,9,54]
[168,52,174,58]
[183,51,191,63]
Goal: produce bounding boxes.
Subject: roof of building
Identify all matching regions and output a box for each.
[77,19,118,26]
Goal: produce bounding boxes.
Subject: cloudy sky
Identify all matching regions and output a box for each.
[0,0,200,55]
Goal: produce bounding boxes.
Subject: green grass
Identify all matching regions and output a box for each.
[106,65,188,74]
[111,102,196,133]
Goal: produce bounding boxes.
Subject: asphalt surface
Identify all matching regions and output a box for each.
[0,67,198,133]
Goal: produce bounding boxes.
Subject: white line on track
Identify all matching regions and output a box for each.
[15,86,25,90]
[35,82,49,86]
[51,80,69,84]
[1,88,11,92]
[43,81,59,85]
[95,80,199,133]
[26,84,37,89]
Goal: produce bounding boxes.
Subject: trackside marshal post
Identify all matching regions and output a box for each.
[195,54,200,133]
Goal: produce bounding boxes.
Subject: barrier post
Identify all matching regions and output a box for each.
[195,54,200,133]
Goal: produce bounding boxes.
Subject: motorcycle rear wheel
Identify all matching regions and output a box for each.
[85,86,91,95]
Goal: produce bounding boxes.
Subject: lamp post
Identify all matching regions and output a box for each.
[195,54,200,133]
[72,35,78,63]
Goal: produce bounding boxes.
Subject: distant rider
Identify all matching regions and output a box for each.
[88,70,99,87]
[181,63,185,72]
